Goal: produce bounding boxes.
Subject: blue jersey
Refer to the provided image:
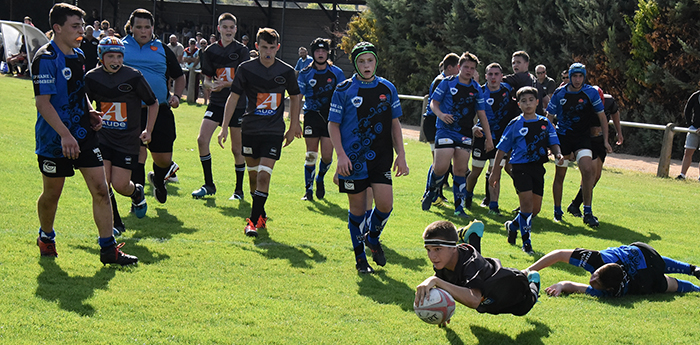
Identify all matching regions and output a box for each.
[32,41,94,158]
[294,56,313,71]
[497,115,559,165]
[546,84,604,137]
[479,82,518,140]
[297,64,345,118]
[570,245,649,297]
[329,75,402,180]
[432,76,486,137]
[123,35,183,105]
[423,72,447,118]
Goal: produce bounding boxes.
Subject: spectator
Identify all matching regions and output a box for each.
[85,8,100,26]
[100,20,110,33]
[241,34,250,49]
[80,25,99,71]
[294,46,312,75]
[166,34,184,64]
[249,49,258,59]
[209,33,217,44]
[24,16,35,27]
[92,20,102,38]
[195,32,204,49]
[677,90,700,180]
[535,64,556,106]
[183,38,200,101]
[7,36,28,76]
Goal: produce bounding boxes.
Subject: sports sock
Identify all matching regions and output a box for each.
[317,159,331,181]
[468,233,481,253]
[519,212,532,245]
[39,228,56,243]
[554,205,563,215]
[572,187,583,208]
[508,217,518,232]
[132,163,145,187]
[362,209,372,234]
[200,154,213,186]
[484,172,490,202]
[153,163,168,188]
[109,188,122,227]
[663,257,693,274]
[368,207,392,244]
[235,164,245,191]
[348,212,367,262]
[304,164,315,192]
[675,279,700,293]
[98,236,117,248]
[453,175,466,209]
[251,190,269,222]
[583,205,592,215]
[489,201,499,211]
[425,165,434,192]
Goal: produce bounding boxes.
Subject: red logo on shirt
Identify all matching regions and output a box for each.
[150,46,158,51]
[579,98,584,103]
[379,94,387,102]
[327,78,333,83]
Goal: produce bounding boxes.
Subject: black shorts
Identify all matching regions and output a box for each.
[37,140,103,178]
[590,135,606,162]
[628,242,668,295]
[471,136,497,161]
[558,133,592,157]
[99,144,138,170]
[141,104,176,153]
[422,115,437,143]
[303,110,330,138]
[339,157,393,194]
[241,133,284,160]
[204,104,244,128]
[510,162,545,196]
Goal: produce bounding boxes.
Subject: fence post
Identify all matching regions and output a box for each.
[187,69,198,104]
[656,123,675,178]
[418,94,429,142]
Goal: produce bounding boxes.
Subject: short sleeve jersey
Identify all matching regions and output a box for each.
[684,90,700,128]
[541,76,557,96]
[230,57,300,136]
[570,245,652,297]
[328,75,402,180]
[479,82,518,139]
[297,64,345,118]
[546,84,605,137]
[84,65,157,155]
[32,41,94,158]
[503,72,546,114]
[590,94,620,127]
[199,40,249,108]
[423,72,447,117]
[294,56,313,71]
[123,35,183,105]
[432,76,486,137]
[497,115,559,165]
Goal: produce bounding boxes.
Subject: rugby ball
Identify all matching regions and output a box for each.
[414,288,456,324]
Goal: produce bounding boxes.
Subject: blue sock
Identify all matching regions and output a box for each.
[508,217,518,231]
[304,164,315,191]
[453,175,466,209]
[368,207,392,244]
[348,212,367,262]
[554,206,563,215]
[663,256,692,274]
[429,172,445,192]
[425,165,434,191]
[675,279,700,293]
[583,205,592,215]
[519,212,532,245]
[489,201,499,210]
[362,209,372,234]
[98,236,117,248]
[39,228,56,242]
[317,160,331,180]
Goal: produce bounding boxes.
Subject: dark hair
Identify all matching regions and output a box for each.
[516,86,539,101]
[597,263,624,292]
[485,62,503,73]
[441,53,460,69]
[218,13,237,26]
[124,9,154,35]
[49,3,85,27]
[422,221,459,243]
[512,50,530,62]
[256,27,279,45]
[458,51,479,67]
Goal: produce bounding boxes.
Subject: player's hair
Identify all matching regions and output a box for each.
[516,86,539,101]
[458,51,479,67]
[441,53,460,69]
[596,263,624,292]
[422,221,459,243]
[485,62,503,73]
[512,50,530,62]
[218,13,237,26]
[49,3,85,27]
[256,28,279,45]
[124,9,154,35]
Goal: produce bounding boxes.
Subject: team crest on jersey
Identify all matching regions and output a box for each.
[42,160,57,174]
[304,126,313,135]
[578,98,584,103]
[351,96,363,108]
[379,94,387,102]
[228,53,239,60]
[486,98,495,106]
[118,83,133,92]
[274,76,286,84]
[62,67,72,80]
[450,87,458,95]
[560,99,567,105]
[309,79,317,87]
[327,78,332,83]
[473,148,482,158]
[344,180,355,191]
[519,127,529,136]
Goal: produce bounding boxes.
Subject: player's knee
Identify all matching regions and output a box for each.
[305,151,318,166]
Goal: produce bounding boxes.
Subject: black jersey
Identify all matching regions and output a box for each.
[684,90,700,128]
[200,40,249,108]
[85,66,157,155]
[503,72,546,114]
[230,57,300,136]
[590,94,619,127]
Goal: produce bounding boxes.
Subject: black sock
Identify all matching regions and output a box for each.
[469,233,481,253]
[251,190,269,221]
[153,163,168,188]
[572,187,583,207]
[484,172,491,203]
[109,188,123,227]
[200,154,213,186]
[132,163,145,186]
[235,164,245,192]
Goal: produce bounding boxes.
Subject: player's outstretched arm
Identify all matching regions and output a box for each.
[545,281,589,297]
[527,249,574,272]
[416,276,483,309]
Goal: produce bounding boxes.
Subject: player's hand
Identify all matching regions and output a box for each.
[545,283,564,297]
[283,124,302,147]
[604,141,612,153]
[415,277,438,307]
[61,135,80,160]
[439,113,454,125]
[616,133,624,146]
[555,153,565,166]
[393,154,409,177]
[211,79,228,92]
[336,154,352,177]
[217,128,228,148]
[472,126,484,138]
[438,318,451,328]
[169,95,180,109]
[139,130,152,145]
[488,170,501,188]
[485,138,494,152]
[89,109,103,131]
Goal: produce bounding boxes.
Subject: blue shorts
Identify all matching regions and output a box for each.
[434,128,472,150]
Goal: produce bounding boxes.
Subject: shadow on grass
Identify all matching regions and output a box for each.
[304,199,348,223]
[35,257,118,316]
[537,216,662,244]
[594,292,682,309]
[383,246,429,271]
[236,228,327,269]
[356,270,415,312]
[128,208,199,240]
[468,319,552,345]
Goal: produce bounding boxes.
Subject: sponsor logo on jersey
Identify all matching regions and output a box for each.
[450,87,458,95]
[255,93,282,115]
[243,146,253,154]
[33,74,55,85]
[101,102,128,129]
[480,298,494,306]
[42,160,57,174]
[437,138,453,145]
[541,125,547,130]
[228,53,239,61]
[379,94,387,102]
[216,67,234,82]
[351,96,363,108]
[62,67,72,80]
[560,99,567,105]
[274,76,286,84]
[519,127,529,136]
[344,180,355,191]
[118,83,133,92]
[486,98,494,106]
[309,79,317,87]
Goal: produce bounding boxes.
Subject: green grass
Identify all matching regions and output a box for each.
[1,74,699,344]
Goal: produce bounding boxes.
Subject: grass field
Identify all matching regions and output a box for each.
[1,74,699,344]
